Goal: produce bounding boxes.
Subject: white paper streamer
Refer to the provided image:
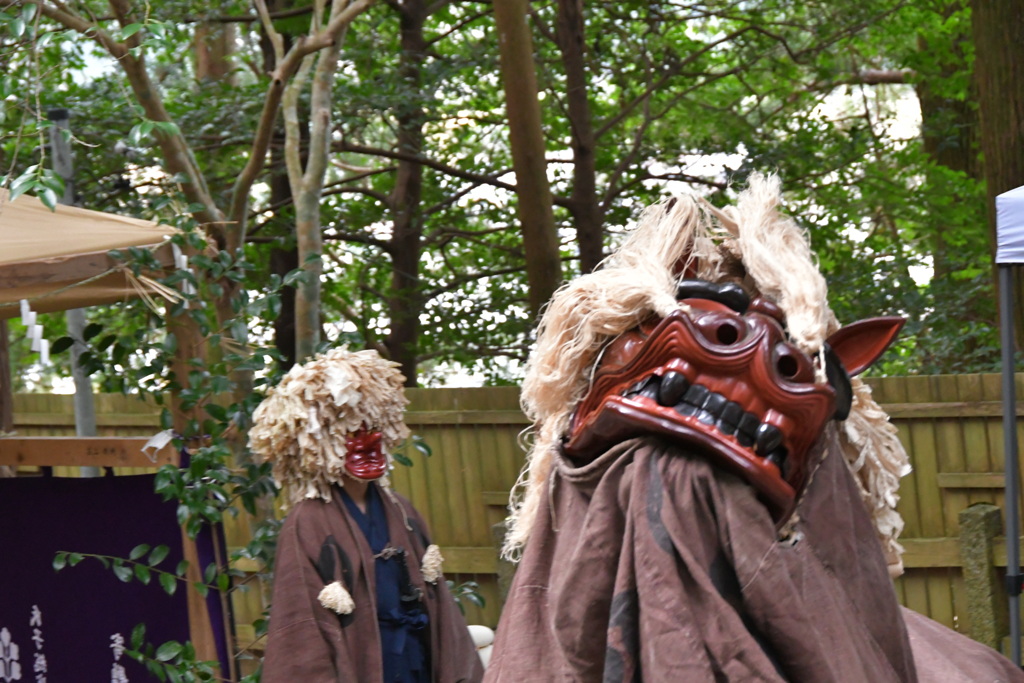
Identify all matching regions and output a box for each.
[29,324,43,351]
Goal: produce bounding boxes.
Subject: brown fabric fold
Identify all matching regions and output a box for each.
[263,486,483,682]
[487,430,1022,682]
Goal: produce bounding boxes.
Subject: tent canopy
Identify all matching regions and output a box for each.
[996,185,1024,264]
[0,190,179,319]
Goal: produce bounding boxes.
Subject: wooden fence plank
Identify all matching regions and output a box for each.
[936,375,969,539]
[937,473,1007,489]
[900,538,961,568]
[0,436,177,467]
[12,377,1024,640]
[441,547,499,574]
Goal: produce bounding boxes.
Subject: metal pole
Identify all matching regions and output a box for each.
[999,264,1021,665]
[48,109,99,476]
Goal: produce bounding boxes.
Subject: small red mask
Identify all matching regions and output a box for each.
[564,280,904,522]
[344,429,387,481]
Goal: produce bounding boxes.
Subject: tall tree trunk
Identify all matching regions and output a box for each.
[282,1,353,361]
[271,243,299,369]
[194,22,237,84]
[970,0,1024,338]
[259,1,300,371]
[916,3,981,280]
[294,187,325,361]
[555,0,604,273]
[384,0,428,387]
[494,0,563,316]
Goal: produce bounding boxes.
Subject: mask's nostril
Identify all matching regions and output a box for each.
[716,323,739,345]
[777,354,799,378]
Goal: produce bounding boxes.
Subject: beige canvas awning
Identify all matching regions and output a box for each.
[0,190,180,319]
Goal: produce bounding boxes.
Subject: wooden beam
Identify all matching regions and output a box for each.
[0,243,175,290]
[481,490,511,507]
[14,412,162,427]
[899,538,962,568]
[883,401,1024,418]
[440,546,498,574]
[0,436,178,467]
[899,536,1024,570]
[937,472,1007,489]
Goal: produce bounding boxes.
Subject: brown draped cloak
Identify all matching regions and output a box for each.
[263,485,484,682]
[486,430,1024,682]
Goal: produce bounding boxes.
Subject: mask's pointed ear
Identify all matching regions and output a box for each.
[825,316,906,377]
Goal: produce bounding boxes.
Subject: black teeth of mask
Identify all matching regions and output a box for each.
[682,383,710,407]
[765,447,789,478]
[755,423,783,455]
[638,376,661,402]
[657,371,690,407]
[622,377,788,468]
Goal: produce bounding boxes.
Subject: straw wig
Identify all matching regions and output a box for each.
[249,347,411,508]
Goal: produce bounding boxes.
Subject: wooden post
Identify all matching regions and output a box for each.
[0,320,12,434]
[48,108,100,478]
[958,503,1009,650]
[0,320,13,477]
[165,301,225,671]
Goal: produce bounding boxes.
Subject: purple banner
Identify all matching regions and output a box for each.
[0,474,228,681]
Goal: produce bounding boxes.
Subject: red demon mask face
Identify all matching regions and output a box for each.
[563,280,903,522]
[344,429,387,481]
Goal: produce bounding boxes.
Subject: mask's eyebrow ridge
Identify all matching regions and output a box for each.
[675,279,750,314]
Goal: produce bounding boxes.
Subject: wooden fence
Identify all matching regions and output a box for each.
[9,374,1024,652]
[867,373,1024,651]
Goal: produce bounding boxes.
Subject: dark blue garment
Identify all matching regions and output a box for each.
[341,484,428,683]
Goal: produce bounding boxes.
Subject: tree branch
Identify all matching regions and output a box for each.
[228,0,375,251]
[335,141,516,192]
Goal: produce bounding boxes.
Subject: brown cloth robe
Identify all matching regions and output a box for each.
[263,485,484,683]
[486,430,1024,682]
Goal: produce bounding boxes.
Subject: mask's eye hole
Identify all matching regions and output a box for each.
[693,311,747,347]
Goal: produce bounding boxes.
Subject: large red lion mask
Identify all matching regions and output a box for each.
[564,279,904,522]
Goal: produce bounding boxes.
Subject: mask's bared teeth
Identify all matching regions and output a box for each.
[719,401,743,427]
[682,384,709,407]
[754,423,783,455]
[765,447,789,477]
[716,401,743,436]
[737,413,759,447]
[676,401,698,417]
[638,376,661,401]
[623,379,647,398]
[657,371,690,407]
[702,392,727,416]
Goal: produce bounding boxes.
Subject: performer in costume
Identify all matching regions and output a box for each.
[250,348,483,683]
[486,174,1023,682]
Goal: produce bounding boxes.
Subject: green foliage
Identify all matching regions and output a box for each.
[392,433,433,467]
[127,624,220,683]
[5,1,996,387]
[447,579,485,615]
